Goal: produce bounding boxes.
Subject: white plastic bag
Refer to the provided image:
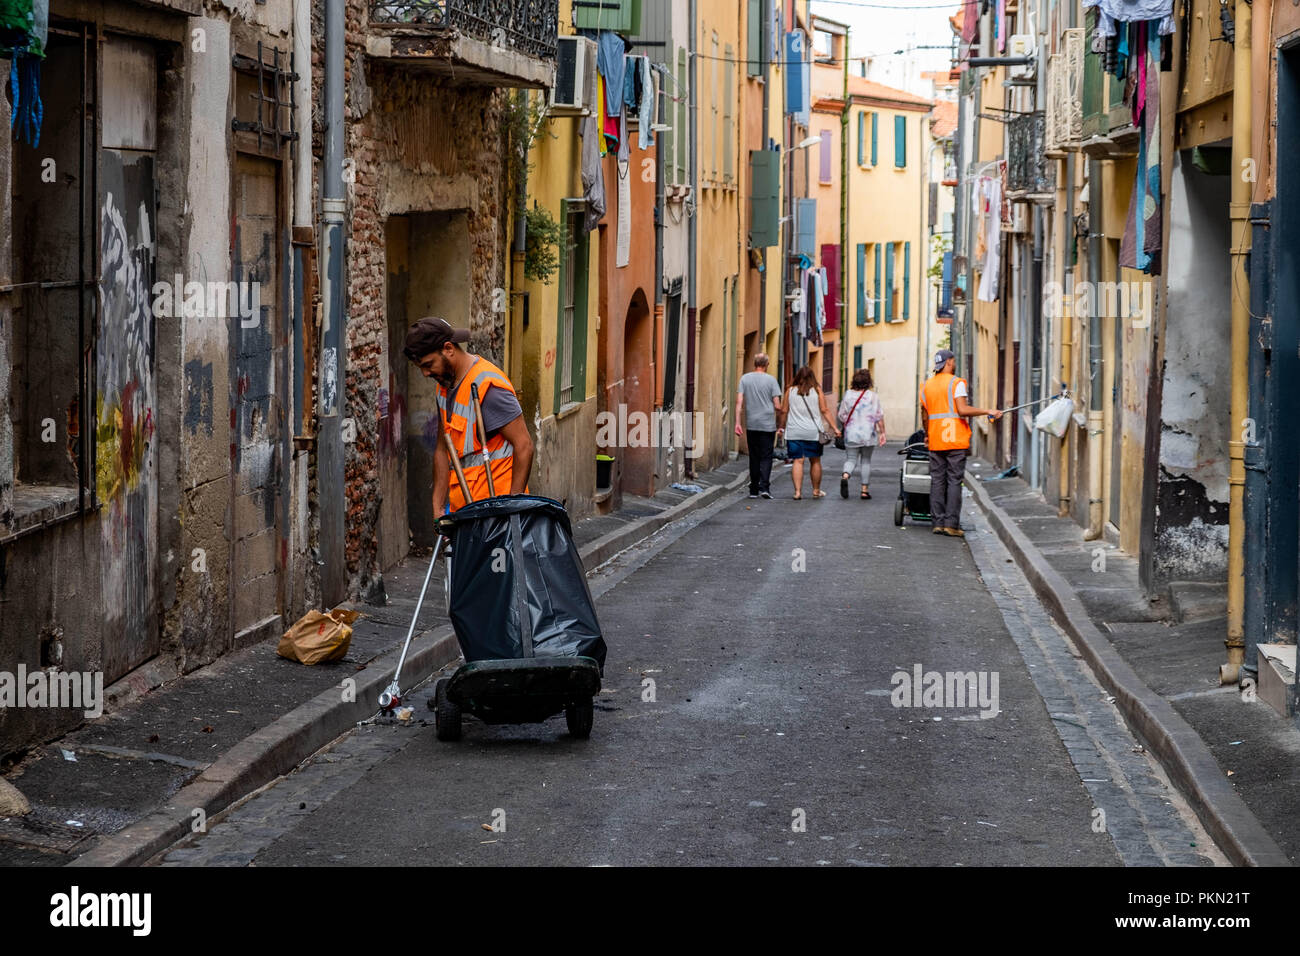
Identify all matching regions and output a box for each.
[1034,396,1075,438]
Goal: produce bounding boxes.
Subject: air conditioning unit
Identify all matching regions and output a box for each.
[549,35,598,116]
[1008,33,1036,79]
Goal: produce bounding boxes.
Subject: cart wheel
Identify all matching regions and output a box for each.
[565,698,594,739]
[434,679,462,742]
[894,499,905,526]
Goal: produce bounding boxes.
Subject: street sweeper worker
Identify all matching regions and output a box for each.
[404,316,534,517]
[919,348,1001,538]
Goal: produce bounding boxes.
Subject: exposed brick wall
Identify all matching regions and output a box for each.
[311,0,511,594]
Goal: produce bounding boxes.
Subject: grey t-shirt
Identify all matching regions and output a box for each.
[478,385,523,438]
[738,371,782,432]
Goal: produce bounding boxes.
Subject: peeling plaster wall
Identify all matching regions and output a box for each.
[1153,152,1231,582]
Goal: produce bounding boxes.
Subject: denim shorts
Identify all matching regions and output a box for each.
[786,439,824,459]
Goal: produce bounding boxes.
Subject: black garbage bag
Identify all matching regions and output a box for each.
[445,495,607,671]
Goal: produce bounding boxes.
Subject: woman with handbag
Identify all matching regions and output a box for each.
[778,365,840,499]
[836,368,887,499]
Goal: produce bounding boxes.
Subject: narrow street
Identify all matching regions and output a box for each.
[158,453,1219,867]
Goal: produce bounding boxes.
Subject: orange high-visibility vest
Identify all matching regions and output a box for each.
[439,356,521,510]
[920,372,971,451]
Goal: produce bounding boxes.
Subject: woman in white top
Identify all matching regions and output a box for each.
[778,365,840,499]
[837,368,887,499]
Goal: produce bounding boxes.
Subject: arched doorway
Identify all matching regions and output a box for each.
[623,289,653,496]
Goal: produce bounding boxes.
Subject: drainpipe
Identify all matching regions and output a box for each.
[687,0,697,475]
[1082,157,1104,540]
[1058,151,1075,517]
[317,0,347,605]
[511,89,529,387]
[1223,0,1253,684]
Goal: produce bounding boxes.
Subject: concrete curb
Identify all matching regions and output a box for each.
[69,470,746,867]
[966,474,1291,867]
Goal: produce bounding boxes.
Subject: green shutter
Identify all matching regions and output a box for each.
[856,242,867,325]
[747,0,762,76]
[870,112,878,166]
[857,111,865,166]
[873,244,882,323]
[749,149,780,247]
[894,115,906,168]
[676,49,687,184]
[884,244,894,322]
[903,241,911,320]
[573,0,643,34]
[853,345,862,369]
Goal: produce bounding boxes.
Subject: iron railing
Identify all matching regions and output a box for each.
[1007,110,1053,195]
[369,0,559,60]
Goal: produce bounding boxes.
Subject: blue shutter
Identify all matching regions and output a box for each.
[785,31,808,116]
[749,149,781,247]
[894,114,906,167]
[856,243,867,325]
[795,198,817,258]
[884,244,894,322]
[873,244,882,323]
[903,241,911,320]
[853,345,862,370]
[857,111,865,166]
[870,112,878,166]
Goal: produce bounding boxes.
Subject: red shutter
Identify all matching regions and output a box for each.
[821,243,841,329]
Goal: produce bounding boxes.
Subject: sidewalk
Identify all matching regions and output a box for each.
[0,459,746,867]
[966,465,1295,866]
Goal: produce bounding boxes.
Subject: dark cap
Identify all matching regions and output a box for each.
[933,348,955,372]
[403,316,470,362]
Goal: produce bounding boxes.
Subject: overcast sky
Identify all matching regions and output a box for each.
[808,0,958,73]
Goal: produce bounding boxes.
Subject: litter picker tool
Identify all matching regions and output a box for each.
[377,421,473,712]
[996,384,1070,416]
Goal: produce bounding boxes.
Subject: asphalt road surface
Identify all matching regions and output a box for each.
[159,452,1222,867]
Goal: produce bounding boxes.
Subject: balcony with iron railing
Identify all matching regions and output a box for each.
[367,0,559,88]
[1007,110,1055,201]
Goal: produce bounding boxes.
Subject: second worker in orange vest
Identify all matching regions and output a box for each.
[403,316,535,517]
[919,348,1002,538]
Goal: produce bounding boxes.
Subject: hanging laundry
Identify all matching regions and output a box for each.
[1120,27,1162,274]
[579,113,606,234]
[638,56,655,150]
[1,0,46,147]
[1082,0,1174,38]
[597,31,628,117]
[978,177,1002,302]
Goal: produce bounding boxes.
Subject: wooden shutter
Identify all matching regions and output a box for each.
[894,114,906,167]
[724,45,734,182]
[903,241,911,320]
[747,0,762,77]
[870,112,878,165]
[857,111,865,166]
[873,244,882,323]
[795,198,817,257]
[819,129,832,183]
[821,243,840,329]
[856,242,867,325]
[749,149,780,247]
[884,243,894,321]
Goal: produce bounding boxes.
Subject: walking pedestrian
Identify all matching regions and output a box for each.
[837,368,887,499]
[779,365,840,499]
[735,353,783,499]
[919,348,1001,536]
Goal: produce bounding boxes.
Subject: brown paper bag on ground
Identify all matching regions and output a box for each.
[277,608,362,665]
